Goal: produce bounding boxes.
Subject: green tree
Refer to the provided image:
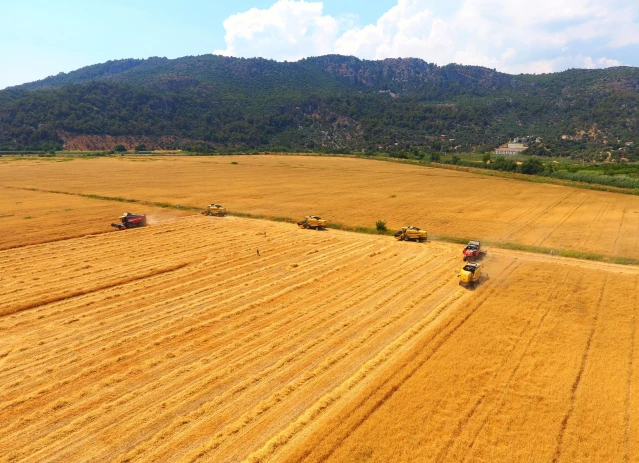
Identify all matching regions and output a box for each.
[482,153,491,164]
[520,157,544,175]
[375,220,387,233]
[114,144,127,152]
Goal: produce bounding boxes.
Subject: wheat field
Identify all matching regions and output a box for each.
[1,155,639,462]
[1,155,639,258]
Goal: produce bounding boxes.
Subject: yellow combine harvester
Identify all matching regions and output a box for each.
[202,204,227,216]
[458,262,485,288]
[298,216,326,230]
[394,226,428,242]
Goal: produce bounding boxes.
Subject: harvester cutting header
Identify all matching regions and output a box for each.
[111,213,146,230]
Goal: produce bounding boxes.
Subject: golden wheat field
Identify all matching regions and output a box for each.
[1,155,639,258]
[2,155,639,462]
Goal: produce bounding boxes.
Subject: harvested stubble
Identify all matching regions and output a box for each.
[0,187,191,250]
[0,216,468,462]
[272,251,639,463]
[1,155,639,259]
[2,156,639,462]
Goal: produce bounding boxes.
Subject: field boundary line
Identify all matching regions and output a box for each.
[5,185,639,266]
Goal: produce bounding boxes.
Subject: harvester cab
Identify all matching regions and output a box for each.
[111,212,147,230]
[458,262,485,288]
[463,240,487,261]
[394,226,427,242]
[202,204,227,216]
[298,216,326,230]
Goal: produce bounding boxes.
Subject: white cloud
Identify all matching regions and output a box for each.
[584,56,622,69]
[214,0,339,60]
[215,0,639,73]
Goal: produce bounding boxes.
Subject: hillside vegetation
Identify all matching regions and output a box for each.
[1,55,638,155]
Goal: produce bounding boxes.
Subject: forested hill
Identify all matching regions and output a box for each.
[1,54,638,156]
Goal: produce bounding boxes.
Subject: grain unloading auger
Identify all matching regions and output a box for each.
[111,212,147,230]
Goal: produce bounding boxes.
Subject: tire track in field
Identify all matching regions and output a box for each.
[499,190,577,243]
[0,262,192,317]
[263,260,521,463]
[0,223,336,334]
[211,276,469,463]
[1,241,384,458]
[624,275,639,463]
[149,255,459,462]
[112,253,454,463]
[613,201,629,256]
[532,193,589,248]
[1,237,444,462]
[451,267,574,462]
[0,237,376,412]
[552,273,609,463]
[20,245,430,458]
[581,197,614,252]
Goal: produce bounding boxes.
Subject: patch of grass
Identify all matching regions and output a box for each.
[24,216,33,220]
[229,211,266,220]
[84,194,131,203]
[271,216,296,223]
[153,202,174,208]
[388,194,396,198]
[0,214,15,219]
[325,222,395,236]
[231,161,239,165]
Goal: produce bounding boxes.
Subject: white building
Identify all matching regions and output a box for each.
[495,143,527,155]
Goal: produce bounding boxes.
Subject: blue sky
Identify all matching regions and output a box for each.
[2,0,638,89]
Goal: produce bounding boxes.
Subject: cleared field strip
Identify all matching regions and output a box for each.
[2,155,639,259]
[273,254,639,463]
[0,216,470,462]
[0,187,191,250]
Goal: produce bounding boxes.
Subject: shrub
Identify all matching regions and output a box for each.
[114,144,127,152]
[520,157,544,175]
[430,152,441,162]
[376,220,387,233]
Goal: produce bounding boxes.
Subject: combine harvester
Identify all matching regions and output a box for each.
[202,204,227,216]
[298,216,326,230]
[111,212,147,230]
[462,240,487,261]
[394,226,428,242]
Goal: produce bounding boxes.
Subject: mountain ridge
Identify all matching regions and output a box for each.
[1,54,638,156]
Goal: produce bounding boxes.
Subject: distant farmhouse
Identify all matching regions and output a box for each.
[495,142,527,155]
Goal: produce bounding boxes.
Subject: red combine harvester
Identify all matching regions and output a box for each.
[462,240,487,261]
[111,212,147,230]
